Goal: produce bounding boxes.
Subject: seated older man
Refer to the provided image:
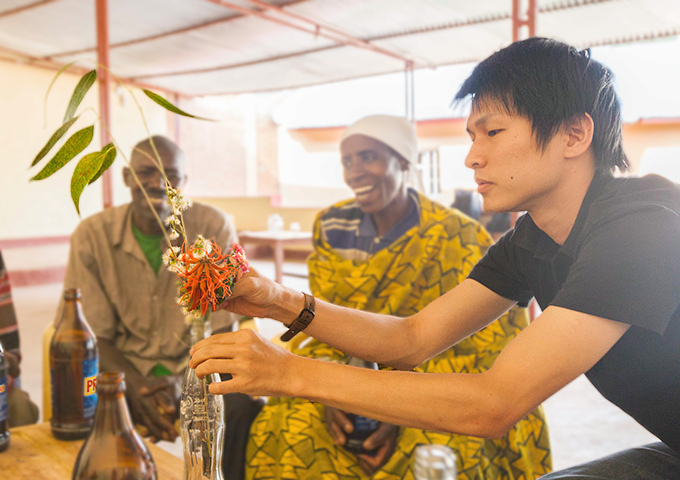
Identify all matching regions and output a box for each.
[59,135,244,443]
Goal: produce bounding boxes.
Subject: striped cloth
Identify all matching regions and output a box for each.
[0,251,19,356]
[319,188,420,261]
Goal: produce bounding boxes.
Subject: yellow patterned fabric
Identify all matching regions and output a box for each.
[246,193,552,479]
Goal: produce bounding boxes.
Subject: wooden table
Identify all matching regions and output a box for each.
[238,230,312,283]
[4,422,184,479]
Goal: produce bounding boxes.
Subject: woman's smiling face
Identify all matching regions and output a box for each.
[340,134,408,215]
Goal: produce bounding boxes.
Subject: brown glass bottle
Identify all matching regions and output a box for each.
[50,288,99,440]
[0,339,9,452]
[72,372,157,480]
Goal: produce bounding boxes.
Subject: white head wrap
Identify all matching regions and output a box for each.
[340,114,423,190]
[340,114,417,165]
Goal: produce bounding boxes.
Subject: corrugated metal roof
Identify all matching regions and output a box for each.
[0,0,679,95]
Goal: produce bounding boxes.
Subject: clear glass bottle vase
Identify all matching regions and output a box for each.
[180,317,225,480]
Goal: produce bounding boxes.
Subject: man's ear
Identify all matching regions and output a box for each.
[178,173,188,189]
[122,166,132,187]
[564,113,594,159]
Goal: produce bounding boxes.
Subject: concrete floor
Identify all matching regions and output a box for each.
[10,258,658,473]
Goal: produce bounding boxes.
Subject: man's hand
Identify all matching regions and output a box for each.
[5,351,20,379]
[98,338,179,443]
[325,406,398,475]
[126,374,179,443]
[216,273,303,326]
[325,406,353,446]
[189,329,296,398]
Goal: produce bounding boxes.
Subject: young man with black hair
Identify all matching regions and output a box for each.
[190,38,680,478]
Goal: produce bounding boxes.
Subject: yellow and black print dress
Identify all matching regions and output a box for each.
[245,193,552,480]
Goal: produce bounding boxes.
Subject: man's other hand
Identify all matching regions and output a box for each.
[126,375,179,443]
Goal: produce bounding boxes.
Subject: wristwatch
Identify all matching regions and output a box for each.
[280,292,315,342]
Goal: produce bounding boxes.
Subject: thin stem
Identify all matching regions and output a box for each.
[90,61,186,247]
[97,120,174,247]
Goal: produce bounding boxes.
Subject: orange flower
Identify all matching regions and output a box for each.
[173,240,248,316]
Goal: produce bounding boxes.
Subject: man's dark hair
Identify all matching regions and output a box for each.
[454,37,629,174]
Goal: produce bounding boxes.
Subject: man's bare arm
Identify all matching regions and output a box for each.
[192,304,629,438]
[220,277,514,369]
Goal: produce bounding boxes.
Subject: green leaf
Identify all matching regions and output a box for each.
[88,143,117,185]
[142,89,214,121]
[31,125,95,181]
[44,61,76,126]
[63,70,97,123]
[70,149,108,215]
[31,116,79,167]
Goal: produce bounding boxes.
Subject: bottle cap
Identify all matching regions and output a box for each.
[63,288,82,300]
[414,445,457,480]
[97,371,125,394]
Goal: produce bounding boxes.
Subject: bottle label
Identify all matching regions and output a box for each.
[0,376,7,423]
[82,357,98,419]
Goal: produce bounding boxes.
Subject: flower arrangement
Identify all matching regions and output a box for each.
[162,186,249,318]
[30,66,247,318]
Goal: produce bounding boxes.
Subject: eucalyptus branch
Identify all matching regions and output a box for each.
[90,112,175,247]
[32,64,247,319]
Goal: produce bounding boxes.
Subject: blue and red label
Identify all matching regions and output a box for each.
[0,376,7,423]
[82,358,98,419]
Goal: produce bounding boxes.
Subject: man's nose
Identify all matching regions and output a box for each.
[464,144,486,170]
[344,157,365,179]
[142,170,166,189]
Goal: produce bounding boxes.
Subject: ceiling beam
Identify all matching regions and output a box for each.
[130,44,339,80]
[0,0,57,19]
[204,0,433,68]
[40,0,310,60]
[124,0,616,84]
[238,0,434,68]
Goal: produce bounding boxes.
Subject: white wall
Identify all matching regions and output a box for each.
[0,60,169,239]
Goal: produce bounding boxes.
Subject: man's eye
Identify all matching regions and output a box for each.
[488,129,502,137]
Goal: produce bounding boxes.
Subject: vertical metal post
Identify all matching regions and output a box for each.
[404,60,415,123]
[170,93,181,143]
[512,0,537,42]
[512,0,538,321]
[96,0,113,208]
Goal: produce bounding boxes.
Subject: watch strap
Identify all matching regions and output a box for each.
[280,292,315,342]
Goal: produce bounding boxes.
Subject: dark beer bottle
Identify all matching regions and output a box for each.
[50,288,99,440]
[72,371,157,480]
[0,339,9,452]
[344,356,380,456]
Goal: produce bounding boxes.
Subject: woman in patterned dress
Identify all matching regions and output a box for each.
[245,115,551,480]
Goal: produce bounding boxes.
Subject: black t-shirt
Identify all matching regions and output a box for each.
[469,174,680,454]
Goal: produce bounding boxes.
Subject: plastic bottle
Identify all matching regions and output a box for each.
[180,319,224,480]
[72,371,157,479]
[344,356,380,456]
[50,288,99,440]
[0,339,9,452]
[413,444,457,480]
